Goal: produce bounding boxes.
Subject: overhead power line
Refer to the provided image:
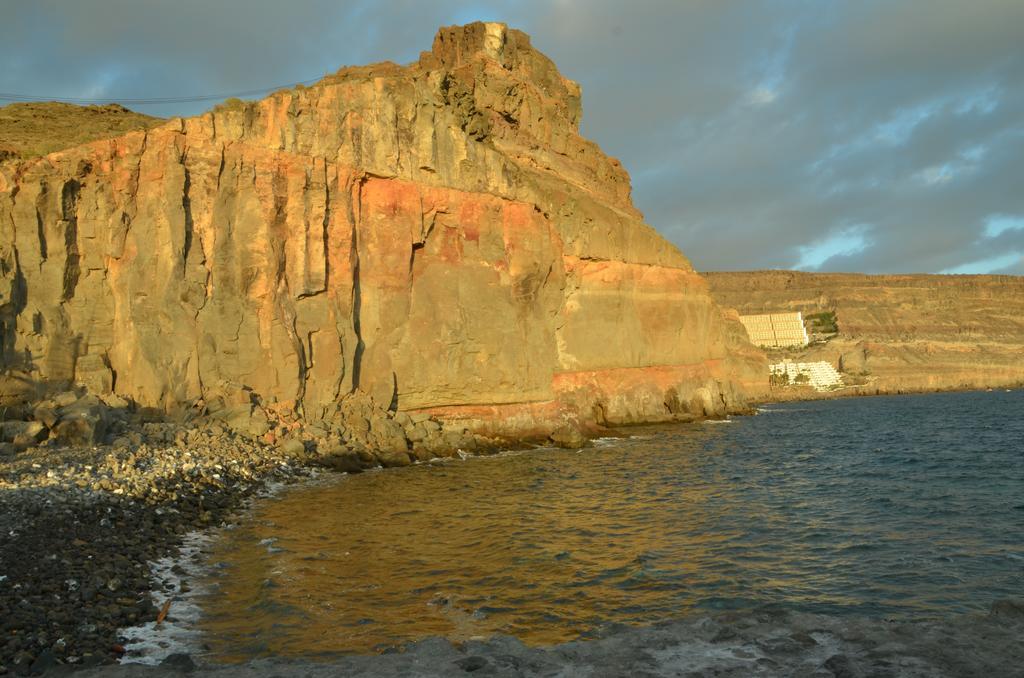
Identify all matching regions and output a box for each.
[0,77,323,105]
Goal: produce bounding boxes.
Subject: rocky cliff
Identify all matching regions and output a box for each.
[0,23,766,439]
[706,271,1024,394]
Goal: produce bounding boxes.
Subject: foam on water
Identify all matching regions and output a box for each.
[117,473,323,664]
[118,531,211,665]
[591,436,628,447]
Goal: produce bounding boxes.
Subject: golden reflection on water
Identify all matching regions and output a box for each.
[197,391,1024,662]
[199,427,763,662]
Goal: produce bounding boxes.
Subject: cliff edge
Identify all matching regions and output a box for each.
[0,23,766,438]
[0,102,163,162]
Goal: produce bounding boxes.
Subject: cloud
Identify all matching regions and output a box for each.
[984,215,1024,238]
[747,87,778,106]
[1,0,1022,275]
[797,225,873,270]
[942,252,1023,275]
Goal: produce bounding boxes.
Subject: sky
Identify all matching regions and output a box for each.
[2,0,1022,275]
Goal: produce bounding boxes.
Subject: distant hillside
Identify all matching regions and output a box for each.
[705,271,1024,394]
[0,102,163,161]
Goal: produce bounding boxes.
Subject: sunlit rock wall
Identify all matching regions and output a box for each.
[0,23,768,436]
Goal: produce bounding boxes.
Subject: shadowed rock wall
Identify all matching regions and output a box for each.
[0,23,766,436]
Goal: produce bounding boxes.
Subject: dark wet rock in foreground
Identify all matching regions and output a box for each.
[0,456,304,674]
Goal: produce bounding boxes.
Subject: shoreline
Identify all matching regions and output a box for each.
[753,379,1023,406]
[70,603,1024,677]
[0,386,1020,674]
[0,428,322,674]
[0,408,572,674]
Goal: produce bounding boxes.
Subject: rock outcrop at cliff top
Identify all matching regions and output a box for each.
[0,102,163,162]
[0,23,766,436]
[706,270,1024,394]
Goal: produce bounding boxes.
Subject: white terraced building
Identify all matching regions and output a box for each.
[739,312,809,348]
[770,360,843,391]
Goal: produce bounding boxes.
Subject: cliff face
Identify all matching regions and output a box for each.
[0,23,766,436]
[705,271,1024,394]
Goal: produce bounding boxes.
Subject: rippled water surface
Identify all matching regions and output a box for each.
[198,391,1024,661]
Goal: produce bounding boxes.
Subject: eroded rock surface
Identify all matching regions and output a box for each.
[0,23,766,438]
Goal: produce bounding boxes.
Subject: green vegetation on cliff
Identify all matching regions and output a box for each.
[805,310,838,335]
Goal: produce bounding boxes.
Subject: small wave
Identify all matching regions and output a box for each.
[257,536,286,554]
[704,419,734,424]
[840,543,878,553]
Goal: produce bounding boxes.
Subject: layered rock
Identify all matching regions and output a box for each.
[0,23,766,438]
[706,271,1024,394]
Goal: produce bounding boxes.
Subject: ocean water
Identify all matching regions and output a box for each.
[194,390,1024,662]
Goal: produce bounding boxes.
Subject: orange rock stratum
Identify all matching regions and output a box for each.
[0,23,767,436]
